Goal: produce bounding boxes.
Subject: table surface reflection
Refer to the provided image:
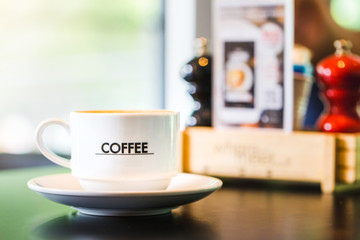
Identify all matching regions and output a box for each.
[1,166,360,240]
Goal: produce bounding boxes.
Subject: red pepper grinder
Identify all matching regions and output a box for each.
[316,39,360,132]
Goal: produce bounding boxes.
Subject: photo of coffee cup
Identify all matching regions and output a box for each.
[35,110,180,192]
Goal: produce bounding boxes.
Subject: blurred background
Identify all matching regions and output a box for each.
[0,0,360,164]
[0,0,164,155]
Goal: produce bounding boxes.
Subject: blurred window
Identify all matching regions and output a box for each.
[0,0,164,154]
[330,0,360,31]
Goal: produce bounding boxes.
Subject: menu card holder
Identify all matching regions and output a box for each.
[182,127,360,193]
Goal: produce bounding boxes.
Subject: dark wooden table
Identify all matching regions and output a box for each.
[1,163,359,240]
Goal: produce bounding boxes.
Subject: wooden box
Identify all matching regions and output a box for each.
[182,127,360,193]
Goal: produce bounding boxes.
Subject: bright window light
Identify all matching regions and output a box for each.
[0,0,164,154]
[331,0,360,31]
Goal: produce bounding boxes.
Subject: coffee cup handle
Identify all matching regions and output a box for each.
[35,119,71,168]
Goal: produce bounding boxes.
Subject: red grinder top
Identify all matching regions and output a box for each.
[316,39,360,86]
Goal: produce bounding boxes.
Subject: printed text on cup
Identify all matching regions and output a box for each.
[96,142,154,155]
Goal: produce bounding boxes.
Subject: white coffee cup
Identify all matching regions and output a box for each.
[35,110,180,192]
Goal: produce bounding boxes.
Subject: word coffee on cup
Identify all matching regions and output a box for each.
[35,110,180,192]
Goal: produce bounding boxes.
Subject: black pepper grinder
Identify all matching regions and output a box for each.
[180,37,212,126]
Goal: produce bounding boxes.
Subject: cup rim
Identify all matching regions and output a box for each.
[72,110,178,115]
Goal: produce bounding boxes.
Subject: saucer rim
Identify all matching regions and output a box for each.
[27,172,223,197]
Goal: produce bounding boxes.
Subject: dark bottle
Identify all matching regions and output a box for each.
[180,37,212,126]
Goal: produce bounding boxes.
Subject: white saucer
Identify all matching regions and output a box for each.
[27,173,222,216]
